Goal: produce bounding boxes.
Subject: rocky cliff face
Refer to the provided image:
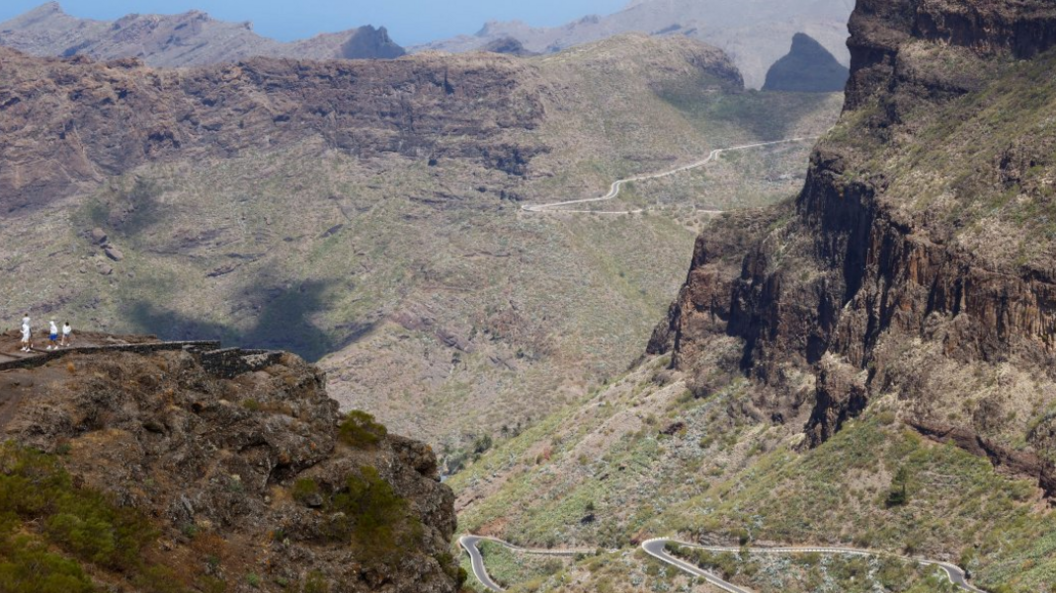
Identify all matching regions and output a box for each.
[654,0,1056,490]
[0,46,546,212]
[0,345,459,592]
[762,32,848,92]
[0,2,406,66]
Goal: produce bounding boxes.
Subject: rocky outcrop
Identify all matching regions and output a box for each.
[0,2,406,66]
[911,420,1056,498]
[480,37,537,57]
[762,33,848,92]
[845,0,1056,109]
[656,0,1056,492]
[411,0,853,89]
[0,46,547,212]
[0,344,460,592]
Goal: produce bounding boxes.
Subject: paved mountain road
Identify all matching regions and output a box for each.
[643,539,988,593]
[521,137,816,214]
[459,536,504,592]
[461,535,988,593]
[458,535,604,592]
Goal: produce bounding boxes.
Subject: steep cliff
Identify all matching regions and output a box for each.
[654,0,1056,487]
[0,45,546,212]
[0,343,460,592]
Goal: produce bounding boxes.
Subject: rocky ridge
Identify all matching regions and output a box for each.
[0,44,545,212]
[0,2,405,67]
[652,0,1056,489]
[411,0,853,89]
[762,32,849,92]
[0,342,460,592]
[0,32,842,459]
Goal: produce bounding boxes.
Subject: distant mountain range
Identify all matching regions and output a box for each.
[0,2,405,66]
[412,0,854,89]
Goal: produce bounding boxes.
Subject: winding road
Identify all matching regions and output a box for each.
[460,535,987,593]
[466,134,990,593]
[521,137,816,214]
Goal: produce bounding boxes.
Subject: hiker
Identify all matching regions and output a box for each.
[47,320,59,350]
[61,321,72,347]
[20,314,31,352]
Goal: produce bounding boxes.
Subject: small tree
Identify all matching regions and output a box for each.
[886,466,910,507]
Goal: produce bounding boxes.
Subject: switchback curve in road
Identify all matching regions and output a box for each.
[458,535,603,592]
[521,137,817,215]
[642,538,988,593]
[461,535,988,593]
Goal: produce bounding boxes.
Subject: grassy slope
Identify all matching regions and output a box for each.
[451,347,1055,592]
[451,45,1056,593]
[0,35,842,453]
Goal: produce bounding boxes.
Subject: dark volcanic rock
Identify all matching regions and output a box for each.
[762,32,849,92]
[655,0,1056,494]
[0,347,459,592]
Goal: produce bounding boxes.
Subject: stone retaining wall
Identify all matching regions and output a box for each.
[0,341,221,373]
[199,348,286,379]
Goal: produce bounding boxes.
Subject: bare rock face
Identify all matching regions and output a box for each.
[104,245,124,261]
[762,32,848,92]
[0,347,459,592]
[655,0,1056,492]
[0,46,547,212]
[0,3,406,66]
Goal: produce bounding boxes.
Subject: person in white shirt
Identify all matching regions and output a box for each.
[61,321,73,347]
[20,314,31,352]
[47,320,59,350]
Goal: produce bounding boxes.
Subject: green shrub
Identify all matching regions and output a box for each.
[330,466,413,561]
[0,444,200,593]
[0,535,96,593]
[338,411,388,448]
[303,571,329,593]
[886,466,910,508]
[0,445,155,571]
[291,478,321,505]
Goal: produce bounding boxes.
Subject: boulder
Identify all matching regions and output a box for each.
[104,246,124,261]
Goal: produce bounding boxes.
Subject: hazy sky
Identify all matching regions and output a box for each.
[0,1,631,46]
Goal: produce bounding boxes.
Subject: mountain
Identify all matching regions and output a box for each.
[0,2,405,66]
[0,340,459,592]
[449,0,1056,591]
[480,36,537,57]
[762,32,849,92]
[0,33,842,461]
[411,0,854,89]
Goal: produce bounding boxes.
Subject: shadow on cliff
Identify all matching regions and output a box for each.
[127,281,375,362]
[658,86,836,142]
